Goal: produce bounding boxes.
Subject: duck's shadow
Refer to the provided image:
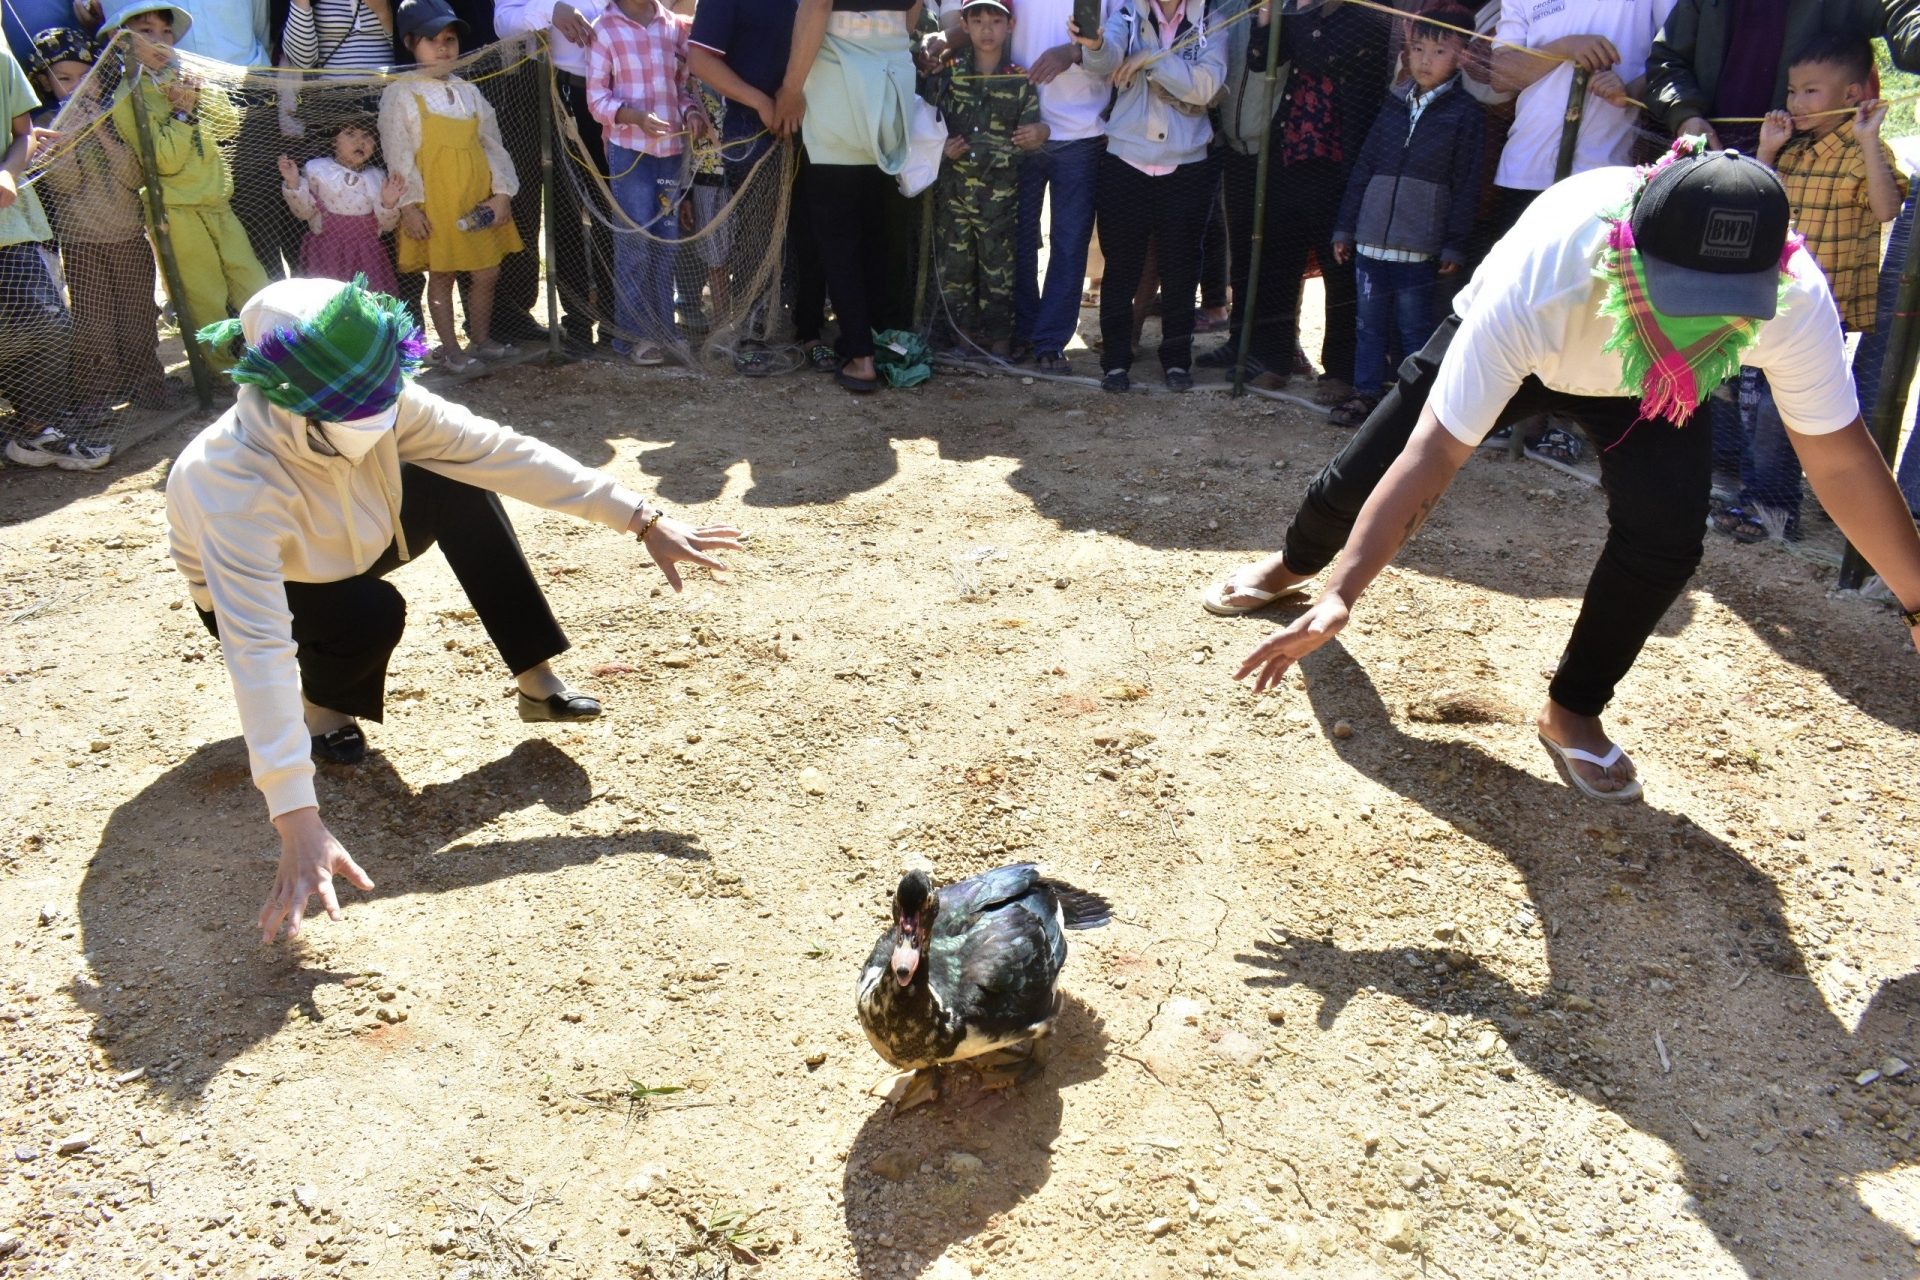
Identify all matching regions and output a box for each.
[840,993,1108,1278]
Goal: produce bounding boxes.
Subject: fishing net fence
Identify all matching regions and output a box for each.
[9,11,1920,467]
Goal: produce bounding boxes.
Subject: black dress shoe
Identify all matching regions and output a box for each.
[311,725,367,765]
[518,690,602,722]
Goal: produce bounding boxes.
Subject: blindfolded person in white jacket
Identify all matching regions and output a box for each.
[168,277,743,943]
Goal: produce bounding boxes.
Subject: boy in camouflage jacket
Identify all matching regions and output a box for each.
[934,0,1047,355]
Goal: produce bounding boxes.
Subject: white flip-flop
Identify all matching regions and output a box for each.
[1202,575,1308,617]
[1539,734,1643,804]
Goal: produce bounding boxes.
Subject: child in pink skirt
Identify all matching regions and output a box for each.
[278,115,404,293]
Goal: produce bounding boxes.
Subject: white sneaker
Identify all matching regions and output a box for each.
[629,345,667,367]
[6,427,113,471]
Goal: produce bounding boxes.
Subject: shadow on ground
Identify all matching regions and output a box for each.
[839,993,1109,1278]
[72,737,700,1097]
[1234,642,1920,1276]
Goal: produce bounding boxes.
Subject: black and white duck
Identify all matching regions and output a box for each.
[857,863,1110,1107]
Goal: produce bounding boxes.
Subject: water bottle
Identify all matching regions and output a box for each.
[455,202,497,232]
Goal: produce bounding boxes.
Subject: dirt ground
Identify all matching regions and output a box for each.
[3,350,1920,1280]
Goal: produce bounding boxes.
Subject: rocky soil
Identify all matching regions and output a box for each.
[2,353,1919,1280]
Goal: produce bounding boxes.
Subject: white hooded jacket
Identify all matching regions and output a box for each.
[166,286,644,819]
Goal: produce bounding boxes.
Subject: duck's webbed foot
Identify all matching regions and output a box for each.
[895,1066,942,1113]
[974,1038,1047,1090]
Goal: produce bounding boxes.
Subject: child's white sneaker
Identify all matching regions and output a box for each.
[6,427,113,472]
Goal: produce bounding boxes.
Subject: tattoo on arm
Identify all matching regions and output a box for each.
[1399,493,1438,546]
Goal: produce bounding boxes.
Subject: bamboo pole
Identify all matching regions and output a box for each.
[537,45,564,363]
[122,48,214,409]
[1838,205,1920,589]
[1232,0,1285,397]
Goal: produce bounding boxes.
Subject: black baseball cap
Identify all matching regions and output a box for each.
[396,0,467,42]
[1630,150,1791,320]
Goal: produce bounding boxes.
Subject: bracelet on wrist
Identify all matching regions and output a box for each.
[1903,604,1920,630]
[637,508,664,538]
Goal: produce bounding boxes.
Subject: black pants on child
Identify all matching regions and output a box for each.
[0,243,74,431]
[809,162,895,362]
[1280,313,1713,717]
[199,465,568,720]
[1095,153,1216,374]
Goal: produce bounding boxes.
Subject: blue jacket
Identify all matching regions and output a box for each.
[1332,74,1484,266]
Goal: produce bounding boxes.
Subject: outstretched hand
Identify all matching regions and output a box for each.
[636,512,745,592]
[262,807,374,944]
[1233,594,1351,693]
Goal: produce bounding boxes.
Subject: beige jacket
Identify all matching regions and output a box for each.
[166,383,644,818]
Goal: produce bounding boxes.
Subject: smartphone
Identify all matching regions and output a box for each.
[1072,0,1101,42]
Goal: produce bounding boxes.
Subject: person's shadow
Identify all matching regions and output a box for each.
[72,737,700,1096]
[1233,642,1920,1276]
[839,993,1108,1278]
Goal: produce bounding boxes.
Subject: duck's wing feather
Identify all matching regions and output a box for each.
[928,888,1064,1034]
[934,864,1044,929]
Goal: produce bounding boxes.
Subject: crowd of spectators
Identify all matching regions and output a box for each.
[0,0,1917,538]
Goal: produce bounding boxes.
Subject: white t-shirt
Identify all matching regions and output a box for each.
[941,0,1122,140]
[1433,168,1857,445]
[1493,0,1677,191]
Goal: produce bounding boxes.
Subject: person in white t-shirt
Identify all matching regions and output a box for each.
[1203,147,1920,804]
[1482,0,1676,241]
[925,0,1118,373]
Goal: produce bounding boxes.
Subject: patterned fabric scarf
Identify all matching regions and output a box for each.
[1593,139,1796,425]
[198,276,427,422]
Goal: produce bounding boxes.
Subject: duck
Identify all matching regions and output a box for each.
[858,863,1110,1107]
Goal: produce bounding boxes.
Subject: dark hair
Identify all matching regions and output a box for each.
[1787,32,1875,85]
[1410,3,1474,44]
[333,112,380,141]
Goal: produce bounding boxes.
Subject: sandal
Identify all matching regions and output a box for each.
[1312,376,1352,406]
[805,342,842,373]
[1539,734,1643,804]
[432,349,488,375]
[1202,570,1308,617]
[1711,504,1768,544]
[836,369,880,393]
[311,724,367,765]
[1329,394,1379,428]
[733,340,773,377]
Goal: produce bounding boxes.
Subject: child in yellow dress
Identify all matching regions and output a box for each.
[379,0,523,373]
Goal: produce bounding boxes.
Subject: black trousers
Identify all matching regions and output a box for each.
[808,162,894,361]
[199,466,568,721]
[553,70,617,342]
[1223,154,1346,377]
[483,54,546,331]
[1199,167,1228,310]
[1095,152,1216,374]
[788,146,829,343]
[1282,313,1713,717]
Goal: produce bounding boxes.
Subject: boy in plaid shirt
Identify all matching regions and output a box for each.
[1719,33,1908,542]
[587,0,709,366]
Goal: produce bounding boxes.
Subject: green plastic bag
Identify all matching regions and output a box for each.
[872,329,932,388]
